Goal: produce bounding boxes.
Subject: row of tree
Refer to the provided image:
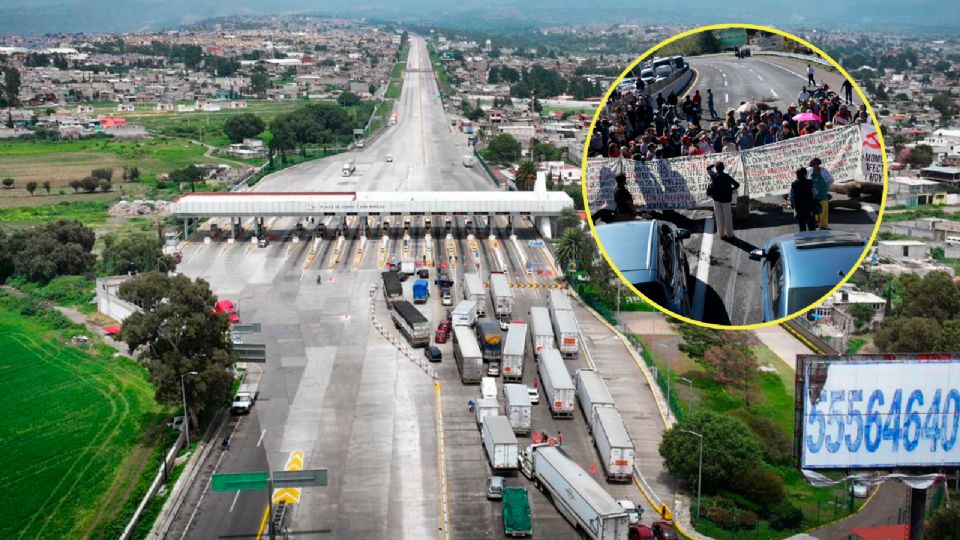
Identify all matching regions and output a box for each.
[507,64,600,100]
[0,220,96,284]
[869,271,960,352]
[268,102,359,162]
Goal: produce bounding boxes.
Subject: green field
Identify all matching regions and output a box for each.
[0,293,162,539]
[0,200,110,226]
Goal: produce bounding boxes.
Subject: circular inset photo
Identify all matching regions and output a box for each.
[581,24,887,329]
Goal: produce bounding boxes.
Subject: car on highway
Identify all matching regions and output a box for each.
[356,139,365,148]
[168,415,186,432]
[498,318,509,331]
[851,480,870,498]
[171,251,183,264]
[595,220,692,317]
[435,328,449,343]
[651,522,678,540]
[486,475,504,500]
[629,525,655,540]
[750,231,867,322]
[527,385,540,405]
[417,268,430,279]
[258,238,269,248]
[424,346,443,362]
[441,289,453,306]
[386,153,393,162]
[617,499,642,525]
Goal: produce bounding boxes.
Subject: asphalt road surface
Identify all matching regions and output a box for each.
[169,35,666,540]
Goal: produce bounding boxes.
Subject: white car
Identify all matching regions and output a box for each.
[851,481,870,498]
[386,153,394,162]
[527,385,540,405]
[617,499,642,525]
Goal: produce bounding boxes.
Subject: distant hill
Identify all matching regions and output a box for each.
[0,0,955,36]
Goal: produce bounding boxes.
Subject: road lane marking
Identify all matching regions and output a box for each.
[725,93,729,103]
[770,88,779,98]
[229,490,240,513]
[692,217,715,321]
[757,75,764,81]
[257,429,266,447]
[756,59,807,81]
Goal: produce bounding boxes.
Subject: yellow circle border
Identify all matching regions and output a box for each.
[579,23,889,331]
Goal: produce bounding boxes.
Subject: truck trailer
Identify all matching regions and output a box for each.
[520,445,629,540]
[381,271,403,305]
[551,309,580,359]
[538,349,576,418]
[451,299,478,328]
[453,325,484,383]
[481,415,519,471]
[503,383,532,435]
[476,321,503,376]
[529,306,555,358]
[463,272,487,316]
[391,301,430,347]
[475,397,500,429]
[592,406,635,482]
[502,322,527,382]
[502,487,533,537]
[489,271,514,319]
[576,369,616,433]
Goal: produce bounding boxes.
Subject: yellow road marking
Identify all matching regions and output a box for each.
[254,503,270,540]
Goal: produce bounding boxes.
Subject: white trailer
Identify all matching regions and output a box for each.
[547,289,573,313]
[520,445,629,540]
[481,376,498,400]
[502,322,527,382]
[538,349,575,418]
[462,272,486,316]
[451,299,478,328]
[551,309,580,359]
[593,406,635,482]
[529,306,555,358]
[475,397,500,429]
[482,416,519,471]
[489,271,514,319]
[503,383,532,435]
[453,325,484,384]
[576,369,616,432]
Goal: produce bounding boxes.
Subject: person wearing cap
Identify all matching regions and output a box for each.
[735,124,753,150]
[807,158,834,230]
[706,161,740,239]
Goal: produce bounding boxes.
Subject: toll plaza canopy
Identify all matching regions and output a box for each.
[171,191,575,218]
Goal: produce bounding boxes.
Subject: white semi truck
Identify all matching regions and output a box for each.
[501,321,527,382]
[489,271,514,319]
[538,349,575,418]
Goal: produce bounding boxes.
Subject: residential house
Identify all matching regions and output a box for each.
[887,176,947,206]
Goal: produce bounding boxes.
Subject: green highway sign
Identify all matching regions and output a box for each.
[211,471,269,492]
[273,469,328,488]
[718,28,747,48]
[231,323,262,334]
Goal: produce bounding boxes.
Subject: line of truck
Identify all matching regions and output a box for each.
[576,369,636,482]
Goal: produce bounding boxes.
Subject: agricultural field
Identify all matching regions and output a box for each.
[0,293,163,539]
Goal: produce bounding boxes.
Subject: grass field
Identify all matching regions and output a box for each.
[0,292,162,539]
[0,200,110,226]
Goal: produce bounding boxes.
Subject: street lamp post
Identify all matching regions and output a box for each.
[181,371,199,447]
[677,376,694,413]
[679,429,703,522]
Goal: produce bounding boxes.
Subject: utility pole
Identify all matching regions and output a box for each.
[679,429,703,522]
[180,371,198,446]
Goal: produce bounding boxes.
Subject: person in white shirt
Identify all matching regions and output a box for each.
[798,86,811,102]
[807,64,816,86]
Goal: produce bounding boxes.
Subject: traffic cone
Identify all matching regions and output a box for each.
[589,464,597,474]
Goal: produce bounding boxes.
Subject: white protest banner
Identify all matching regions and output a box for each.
[860,122,884,184]
[585,153,744,211]
[741,125,862,197]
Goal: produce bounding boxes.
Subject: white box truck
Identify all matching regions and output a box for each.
[576,369,615,433]
[481,376,498,400]
[529,306,555,358]
[520,445,629,540]
[489,271,514,319]
[547,289,573,313]
[451,299,478,328]
[502,322,527,382]
[593,406,635,482]
[482,416,519,472]
[503,383,532,435]
[538,349,575,418]
[463,272,486,316]
[551,309,580,359]
[342,159,356,176]
[475,397,500,429]
[453,325,484,384]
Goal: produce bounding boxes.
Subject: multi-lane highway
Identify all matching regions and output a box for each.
[166,35,668,539]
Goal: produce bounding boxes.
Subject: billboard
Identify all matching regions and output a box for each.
[797,354,960,470]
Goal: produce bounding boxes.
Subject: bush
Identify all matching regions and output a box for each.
[745,415,794,465]
[740,509,759,530]
[768,501,804,531]
[733,467,786,508]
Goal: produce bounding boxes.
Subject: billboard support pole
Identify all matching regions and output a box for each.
[909,487,926,540]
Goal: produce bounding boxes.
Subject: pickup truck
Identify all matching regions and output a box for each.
[231,382,260,415]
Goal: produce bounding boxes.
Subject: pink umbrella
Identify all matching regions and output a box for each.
[793,112,821,122]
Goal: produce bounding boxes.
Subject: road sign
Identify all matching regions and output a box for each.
[273,469,328,488]
[527,240,545,248]
[234,343,266,362]
[211,471,268,492]
[353,128,364,135]
[231,323,262,334]
[718,28,747,48]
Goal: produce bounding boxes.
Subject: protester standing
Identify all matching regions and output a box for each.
[806,64,816,86]
[841,79,854,104]
[707,89,717,119]
[789,167,817,231]
[807,158,834,230]
[706,162,740,239]
[614,172,636,222]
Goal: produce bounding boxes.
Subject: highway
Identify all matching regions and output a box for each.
[167,35,665,539]
[649,54,877,325]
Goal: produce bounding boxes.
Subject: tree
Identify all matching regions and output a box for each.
[100,233,174,275]
[68,179,82,193]
[170,165,205,192]
[702,344,758,406]
[533,141,562,162]
[98,180,112,192]
[41,181,50,194]
[116,273,234,424]
[554,207,581,236]
[849,303,876,332]
[485,133,522,163]
[905,144,935,168]
[897,271,960,322]
[515,160,537,191]
[659,411,764,492]
[337,91,361,107]
[1,66,20,107]
[248,69,270,96]
[553,226,591,273]
[223,113,266,143]
[6,220,96,283]
[25,181,37,196]
[1,178,13,189]
[875,317,946,352]
[91,168,113,182]
[80,176,99,193]
[926,503,960,540]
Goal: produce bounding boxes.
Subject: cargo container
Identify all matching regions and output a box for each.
[538,349,575,418]
[481,376,498,400]
[502,322,527,382]
[476,321,503,376]
[547,289,573,313]
[490,271,514,319]
[451,299,478,328]
[576,369,616,432]
[453,325,484,383]
[475,397,500,429]
[391,301,430,347]
[529,306,555,358]
[381,271,403,305]
[503,383,532,434]
[413,278,430,304]
[463,272,487,316]
[520,445,629,540]
[482,416,519,471]
[502,487,533,537]
[593,406,635,482]
[551,309,579,359]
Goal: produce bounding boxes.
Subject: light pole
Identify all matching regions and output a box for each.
[181,371,199,447]
[679,429,703,522]
[677,376,694,413]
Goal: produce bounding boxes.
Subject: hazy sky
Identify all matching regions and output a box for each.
[0,0,956,35]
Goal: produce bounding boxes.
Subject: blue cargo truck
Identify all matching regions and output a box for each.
[413,278,430,304]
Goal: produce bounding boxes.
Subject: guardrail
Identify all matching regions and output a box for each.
[752,50,831,67]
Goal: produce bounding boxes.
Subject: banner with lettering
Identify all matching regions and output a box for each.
[860,122,884,184]
[740,125,863,197]
[585,153,744,211]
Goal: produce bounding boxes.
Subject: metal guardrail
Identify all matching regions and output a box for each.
[752,50,831,67]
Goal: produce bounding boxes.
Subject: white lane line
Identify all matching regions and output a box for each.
[757,75,764,81]
[723,79,728,87]
[725,93,729,103]
[756,59,807,81]
[692,217,715,322]
[770,88,779,98]
[257,429,266,447]
[229,490,240,513]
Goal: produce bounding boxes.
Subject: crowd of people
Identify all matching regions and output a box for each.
[588,76,870,163]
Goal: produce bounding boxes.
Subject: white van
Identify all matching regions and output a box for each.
[946,236,960,246]
[342,159,356,176]
[481,377,497,400]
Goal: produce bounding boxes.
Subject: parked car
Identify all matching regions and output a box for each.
[425,346,443,362]
[527,385,540,405]
[595,220,691,316]
[171,251,183,264]
[851,480,870,498]
[386,153,394,162]
[417,268,430,279]
[486,475,505,500]
[750,231,866,322]
[258,238,269,248]
[441,289,453,306]
[435,329,449,343]
[652,521,678,540]
[617,500,642,525]
[168,416,186,432]
[629,524,656,540]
